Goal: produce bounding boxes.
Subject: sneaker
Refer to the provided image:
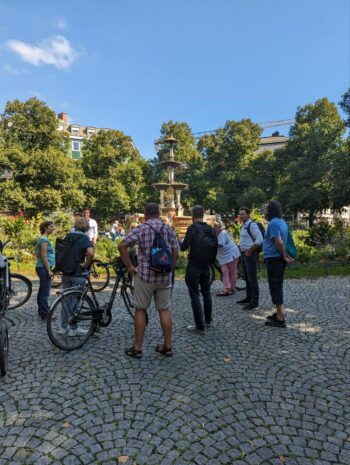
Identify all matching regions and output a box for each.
[265,318,286,328]
[266,312,277,321]
[186,325,205,334]
[243,304,258,311]
[237,299,250,304]
[68,327,89,336]
[58,327,68,335]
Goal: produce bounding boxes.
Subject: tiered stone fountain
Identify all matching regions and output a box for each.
[153,136,188,222]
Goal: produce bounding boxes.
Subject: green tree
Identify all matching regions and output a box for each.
[276,98,345,224]
[81,130,147,217]
[339,88,350,128]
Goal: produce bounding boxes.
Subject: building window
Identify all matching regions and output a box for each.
[72,126,80,133]
[88,128,95,134]
[72,141,80,151]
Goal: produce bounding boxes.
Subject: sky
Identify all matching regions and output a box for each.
[0,0,349,158]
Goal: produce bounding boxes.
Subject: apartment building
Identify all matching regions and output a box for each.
[57,113,109,159]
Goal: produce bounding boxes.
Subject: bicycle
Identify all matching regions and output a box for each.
[47,256,135,351]
[209,257,246,291]
[51,259,110,292]
[0,240,32,377]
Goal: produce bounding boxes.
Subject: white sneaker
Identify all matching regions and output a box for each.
[68,327,89,337]
[58,327,68,335]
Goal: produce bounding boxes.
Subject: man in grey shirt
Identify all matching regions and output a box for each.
[238,207,263,310]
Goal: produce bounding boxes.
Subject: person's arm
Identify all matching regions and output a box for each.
[93,221,98,245]
[180,227,192,251]
[273,237,294,264]
[80,247,94,269]
[245,223,263,256]
[118,229,139,273]
[40,241,53,277]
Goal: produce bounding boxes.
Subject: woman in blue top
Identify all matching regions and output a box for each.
[35,221,55,320]
[263,201,293,328]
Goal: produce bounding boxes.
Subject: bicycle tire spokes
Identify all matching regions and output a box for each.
[47,291,95,351]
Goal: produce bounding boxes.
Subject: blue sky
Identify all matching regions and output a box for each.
[0,0,349,158]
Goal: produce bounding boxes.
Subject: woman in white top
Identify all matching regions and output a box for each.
[213,219,241,296]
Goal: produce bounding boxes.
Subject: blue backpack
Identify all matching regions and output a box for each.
[147,223,173,273]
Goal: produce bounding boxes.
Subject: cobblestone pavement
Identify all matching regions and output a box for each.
[0,276,350,465]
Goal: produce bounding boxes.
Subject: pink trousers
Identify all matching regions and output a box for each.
[221,258,239,291]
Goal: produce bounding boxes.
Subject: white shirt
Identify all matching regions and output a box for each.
[239,219,263,251]
[217,230,241,265]
[86,218,98,242]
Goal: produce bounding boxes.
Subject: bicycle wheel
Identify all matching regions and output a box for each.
[0,321,9,377]
[51,271,62,288]
[235,262,246,291]
[90,260,110,292]
[8,273,32,310]
[121,282,134,319]
[209,265,215,285]
[47,290,96,351]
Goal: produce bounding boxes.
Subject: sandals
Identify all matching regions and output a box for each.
[155,344,173,357]
[125,346,143,359]
[216,290,233,297]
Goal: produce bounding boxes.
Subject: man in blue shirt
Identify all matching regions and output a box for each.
[263,201,293,328]
[238,207,264,310]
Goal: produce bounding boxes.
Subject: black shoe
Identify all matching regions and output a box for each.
[266,312,277,321]
[243,304,258,311]
[265,318,286,328]
[205,320,213,326]
[237,299,250,304]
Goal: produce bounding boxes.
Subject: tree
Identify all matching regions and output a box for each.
[276,98,345,224]
[0,98,84,213]
[2,97,69,152]
[198,119,262,212]
[339,88,350,128]
[81,130,147,217]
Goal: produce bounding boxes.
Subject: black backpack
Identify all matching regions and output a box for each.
[191,224,218,267]
[55,234,85,276]
[247,221,265,253]
[147,223,173,273]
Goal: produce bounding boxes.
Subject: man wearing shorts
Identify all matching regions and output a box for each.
[119,203,179,358]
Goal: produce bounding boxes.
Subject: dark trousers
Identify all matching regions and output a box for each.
[266,257,286,306]
[36,267,51,318]
[241,253,259,306]
[185,262,212,329]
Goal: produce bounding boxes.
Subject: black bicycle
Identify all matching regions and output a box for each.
[0,240,32,377]
[51,259,110,292]
[47,256,134,351]
[209,257,246,291]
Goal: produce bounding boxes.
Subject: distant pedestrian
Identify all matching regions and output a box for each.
[35,221,56,321]
[181,205,218,333]
[238,207,264,310]
[213,219,240,296]
[119,203,179,358]
[69,211,82,233]
[263,201,293,328]
[83,208,98,245]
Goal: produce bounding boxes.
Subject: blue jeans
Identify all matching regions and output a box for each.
[61,275,86,329]
[185,262,212,329]
[36,267,51,318]
[241,253,259,306]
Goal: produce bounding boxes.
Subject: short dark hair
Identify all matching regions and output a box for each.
[39,221,53,234]
[83,208,91,213]
[145,202,160,217]
[192,205,205,219]
[73,211,82,217]
[265,200,282,221]
[239,207,251,215]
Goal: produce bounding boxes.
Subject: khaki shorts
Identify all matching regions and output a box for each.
[133,273,172,311]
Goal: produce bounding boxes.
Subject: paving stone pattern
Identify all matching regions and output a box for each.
[0,276,350,465]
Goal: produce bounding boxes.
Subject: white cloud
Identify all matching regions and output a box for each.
[53,17,67,30]
[6,35,79,70]
[3,64,28,75]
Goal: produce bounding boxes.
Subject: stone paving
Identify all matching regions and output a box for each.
[0,276,350,465]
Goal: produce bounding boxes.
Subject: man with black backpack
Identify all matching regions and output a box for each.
[181,205,218,333]
[238,207,264,310]
[119,203,179,359]
[55,217,94,336]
